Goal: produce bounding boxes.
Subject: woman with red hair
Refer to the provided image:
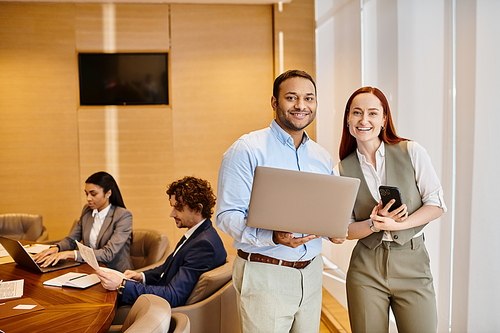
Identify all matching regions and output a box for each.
[334,87,446,332]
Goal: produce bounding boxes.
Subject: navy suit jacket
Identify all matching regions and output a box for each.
[121,219,227,307]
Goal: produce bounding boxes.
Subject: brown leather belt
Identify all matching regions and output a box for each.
[237,249,312,269]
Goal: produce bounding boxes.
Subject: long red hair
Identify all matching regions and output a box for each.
[339,87,407,160]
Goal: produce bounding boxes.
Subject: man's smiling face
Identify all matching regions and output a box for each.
[272,76,317,135]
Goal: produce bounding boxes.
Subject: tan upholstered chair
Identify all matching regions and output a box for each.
[112,256,238,333]
[171,255,240,333]
[0,213,48,242]
[107,294,190,333]
[41,219,78,244]
[168,312,191,333]
[130,229,171,272]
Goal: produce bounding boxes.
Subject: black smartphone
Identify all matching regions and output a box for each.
[379,185,403,212]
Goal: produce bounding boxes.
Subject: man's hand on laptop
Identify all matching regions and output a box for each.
[273,231,320,248]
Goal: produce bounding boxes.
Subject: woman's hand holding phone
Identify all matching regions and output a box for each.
[378,186,408,222]
[370,205,408,231]
[378,199,408,222]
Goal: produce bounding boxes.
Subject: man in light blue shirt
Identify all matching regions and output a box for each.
[216,70,345,333]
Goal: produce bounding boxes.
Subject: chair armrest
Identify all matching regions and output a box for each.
[169,313,190,333]
[36,227,49,242]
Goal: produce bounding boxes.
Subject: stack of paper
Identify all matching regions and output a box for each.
[0,279,24,300]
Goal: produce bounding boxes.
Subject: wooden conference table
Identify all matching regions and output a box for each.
[0,245,117,333]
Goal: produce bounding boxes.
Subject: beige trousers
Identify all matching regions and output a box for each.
[233,254,323,333]
[347,234,437,333]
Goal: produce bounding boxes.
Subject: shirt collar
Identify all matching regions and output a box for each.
[270,119,310,146]
[356,141,385,162]
[183,218,206,240]
[92,204,112,220]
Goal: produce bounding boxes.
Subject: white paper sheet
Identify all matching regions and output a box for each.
[0,279,24,300]
[0,244,9,258]
[14,304,36,310]
[75,240,99,270]
[100,267,126,278]
[24,244,51,254]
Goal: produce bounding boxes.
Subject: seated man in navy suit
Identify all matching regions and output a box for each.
[97,176,227,308]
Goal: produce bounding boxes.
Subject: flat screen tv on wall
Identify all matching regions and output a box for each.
[78,53,169,106]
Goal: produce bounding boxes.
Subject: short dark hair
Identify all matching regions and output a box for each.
[272,69,317,100]
[86,171,126,208]
[166,176,216,219]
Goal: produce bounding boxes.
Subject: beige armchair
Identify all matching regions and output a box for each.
[171,255,240,333]
[0,213,48,242]
[112,256,239,333]
[107,294,190,333]
[168,312,191,333]
[130,229,171,272]
[41,219,78,244]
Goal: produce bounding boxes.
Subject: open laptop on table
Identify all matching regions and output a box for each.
[246,166,360,238]
[0,236,80,273]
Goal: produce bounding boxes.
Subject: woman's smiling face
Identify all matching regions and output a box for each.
[347,92,386,145]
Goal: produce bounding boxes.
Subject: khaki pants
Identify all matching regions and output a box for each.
[347,234,437,333]
[233,254,323,333]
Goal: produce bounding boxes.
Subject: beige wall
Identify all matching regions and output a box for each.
[0,0,315,254]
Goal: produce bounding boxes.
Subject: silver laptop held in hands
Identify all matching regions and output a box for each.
[246,166,360,238]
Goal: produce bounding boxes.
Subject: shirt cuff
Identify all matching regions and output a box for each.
[256,228,277,246]
[422,188,447,213]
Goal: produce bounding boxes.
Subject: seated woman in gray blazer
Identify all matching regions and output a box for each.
[34,171,133,272]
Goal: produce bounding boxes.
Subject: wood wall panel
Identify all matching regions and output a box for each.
[169,3,274,178]
[75,3,170,51]
[274,0,317,140]
[75,3,173,236]
[78,107,174,236]
[0,1,315,253]
[0,3,81,238]
[169,4,275,247]
[75,4,104,51]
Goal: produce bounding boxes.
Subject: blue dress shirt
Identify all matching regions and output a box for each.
[215,120,333,261]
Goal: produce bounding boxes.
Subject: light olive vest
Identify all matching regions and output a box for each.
[339,141,424,249]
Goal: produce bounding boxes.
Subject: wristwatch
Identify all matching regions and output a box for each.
[369,219,380,233]
[117,278,127,295]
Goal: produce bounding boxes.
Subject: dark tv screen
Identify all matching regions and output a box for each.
[78,53,168,106]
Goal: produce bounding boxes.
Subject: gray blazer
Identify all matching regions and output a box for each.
[57,204,133,272]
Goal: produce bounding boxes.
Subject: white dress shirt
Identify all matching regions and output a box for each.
[89,204,112,249]
[172,219,206,256]
[333,141,446,241]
